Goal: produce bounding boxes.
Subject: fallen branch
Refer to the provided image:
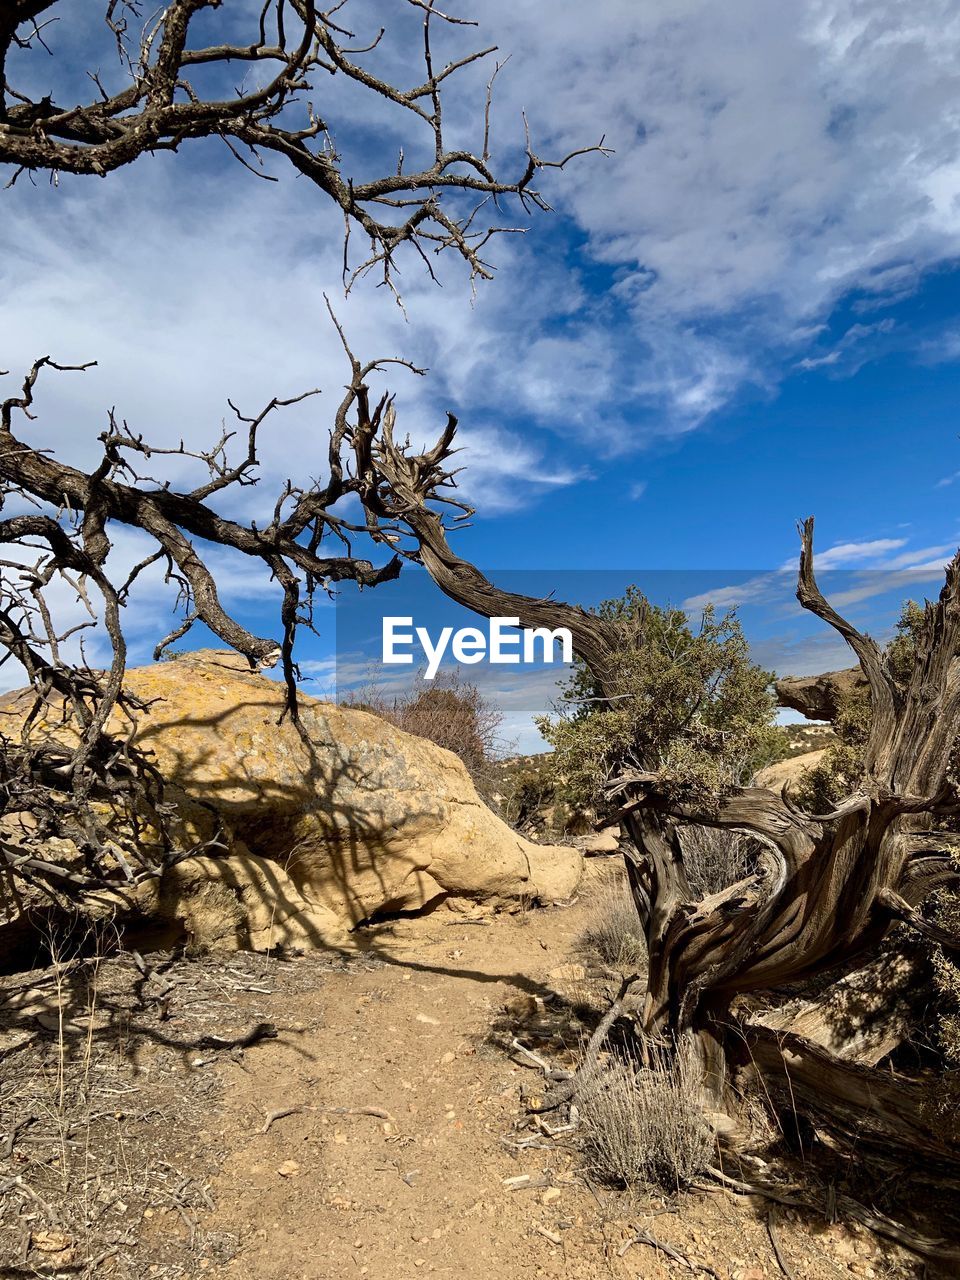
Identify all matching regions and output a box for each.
[529,971,642,1113]
[0,1113,36,1160]
[510,1037,570,1081]
[618,1227,720,1278]
[130,950,175,998]
[766,1208,797,1280]
[260,1104,398,1135]
[706,1166,960,1265]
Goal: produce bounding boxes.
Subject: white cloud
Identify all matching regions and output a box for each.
[480,0,960,402]
[828,564,950,607]
[784,537,906,570]
[683,535,956,612]
[4,0,960,473]
[683,573,785,613]
[2,0,960,666]
[882,544,955,569]
[795,319,895,371]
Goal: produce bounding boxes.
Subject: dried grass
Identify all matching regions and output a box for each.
[0,920,277,1276]
[341,670,504,794]
[680,825,751,899]
[578,875,646,969]
[579,1039,712,1191]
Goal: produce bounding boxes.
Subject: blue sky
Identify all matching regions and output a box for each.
[2,1,960,747]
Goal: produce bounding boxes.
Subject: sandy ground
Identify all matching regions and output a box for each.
[0,862,934,1279]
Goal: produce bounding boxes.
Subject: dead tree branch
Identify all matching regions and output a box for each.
[0,1,608,287]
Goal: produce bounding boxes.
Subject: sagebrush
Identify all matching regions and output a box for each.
[580,1040,712,1190]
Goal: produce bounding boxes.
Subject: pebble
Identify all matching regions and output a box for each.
[277,1160,300,1177]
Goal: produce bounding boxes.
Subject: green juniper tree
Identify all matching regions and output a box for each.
[538,588,785,818]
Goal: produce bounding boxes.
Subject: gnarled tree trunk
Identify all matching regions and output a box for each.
[367,407,960,1159]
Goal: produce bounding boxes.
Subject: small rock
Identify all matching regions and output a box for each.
[540,1187,561,1205]
[416,1013,440,1026]
[580,827,619,853]
[277,1160,300,1177]
[441,1051,456,1065]
[31,1231,73,1254]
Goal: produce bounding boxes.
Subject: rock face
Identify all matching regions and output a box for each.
[774,667,865,722]
[0,651,581,953]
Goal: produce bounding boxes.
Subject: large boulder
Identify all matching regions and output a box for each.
[0,651,581,954]
[774,667,865,722]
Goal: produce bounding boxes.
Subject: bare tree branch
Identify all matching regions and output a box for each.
[0,1,609,288]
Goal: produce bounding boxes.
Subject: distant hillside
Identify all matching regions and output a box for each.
[780,722,836,758]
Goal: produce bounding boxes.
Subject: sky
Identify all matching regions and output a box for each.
[2,1,960,749]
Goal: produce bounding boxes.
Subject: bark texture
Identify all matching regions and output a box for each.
[365,408,960,1160]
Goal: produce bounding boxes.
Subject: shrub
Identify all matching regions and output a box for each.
[537,588,785,818]
[342,671,503,789]
[679,825,752,899]
[495,757,558,833]
[579,874,646,968]
[580,1039,712,1190]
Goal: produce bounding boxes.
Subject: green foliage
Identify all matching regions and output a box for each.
[886,599,927,685]
[496,759,560,833]
[537,588,785,813]
[794,707,869,813]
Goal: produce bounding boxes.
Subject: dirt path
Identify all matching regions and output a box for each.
[209,903,597,1280]
[200,885,906,1280]
[0,864,922,1279]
